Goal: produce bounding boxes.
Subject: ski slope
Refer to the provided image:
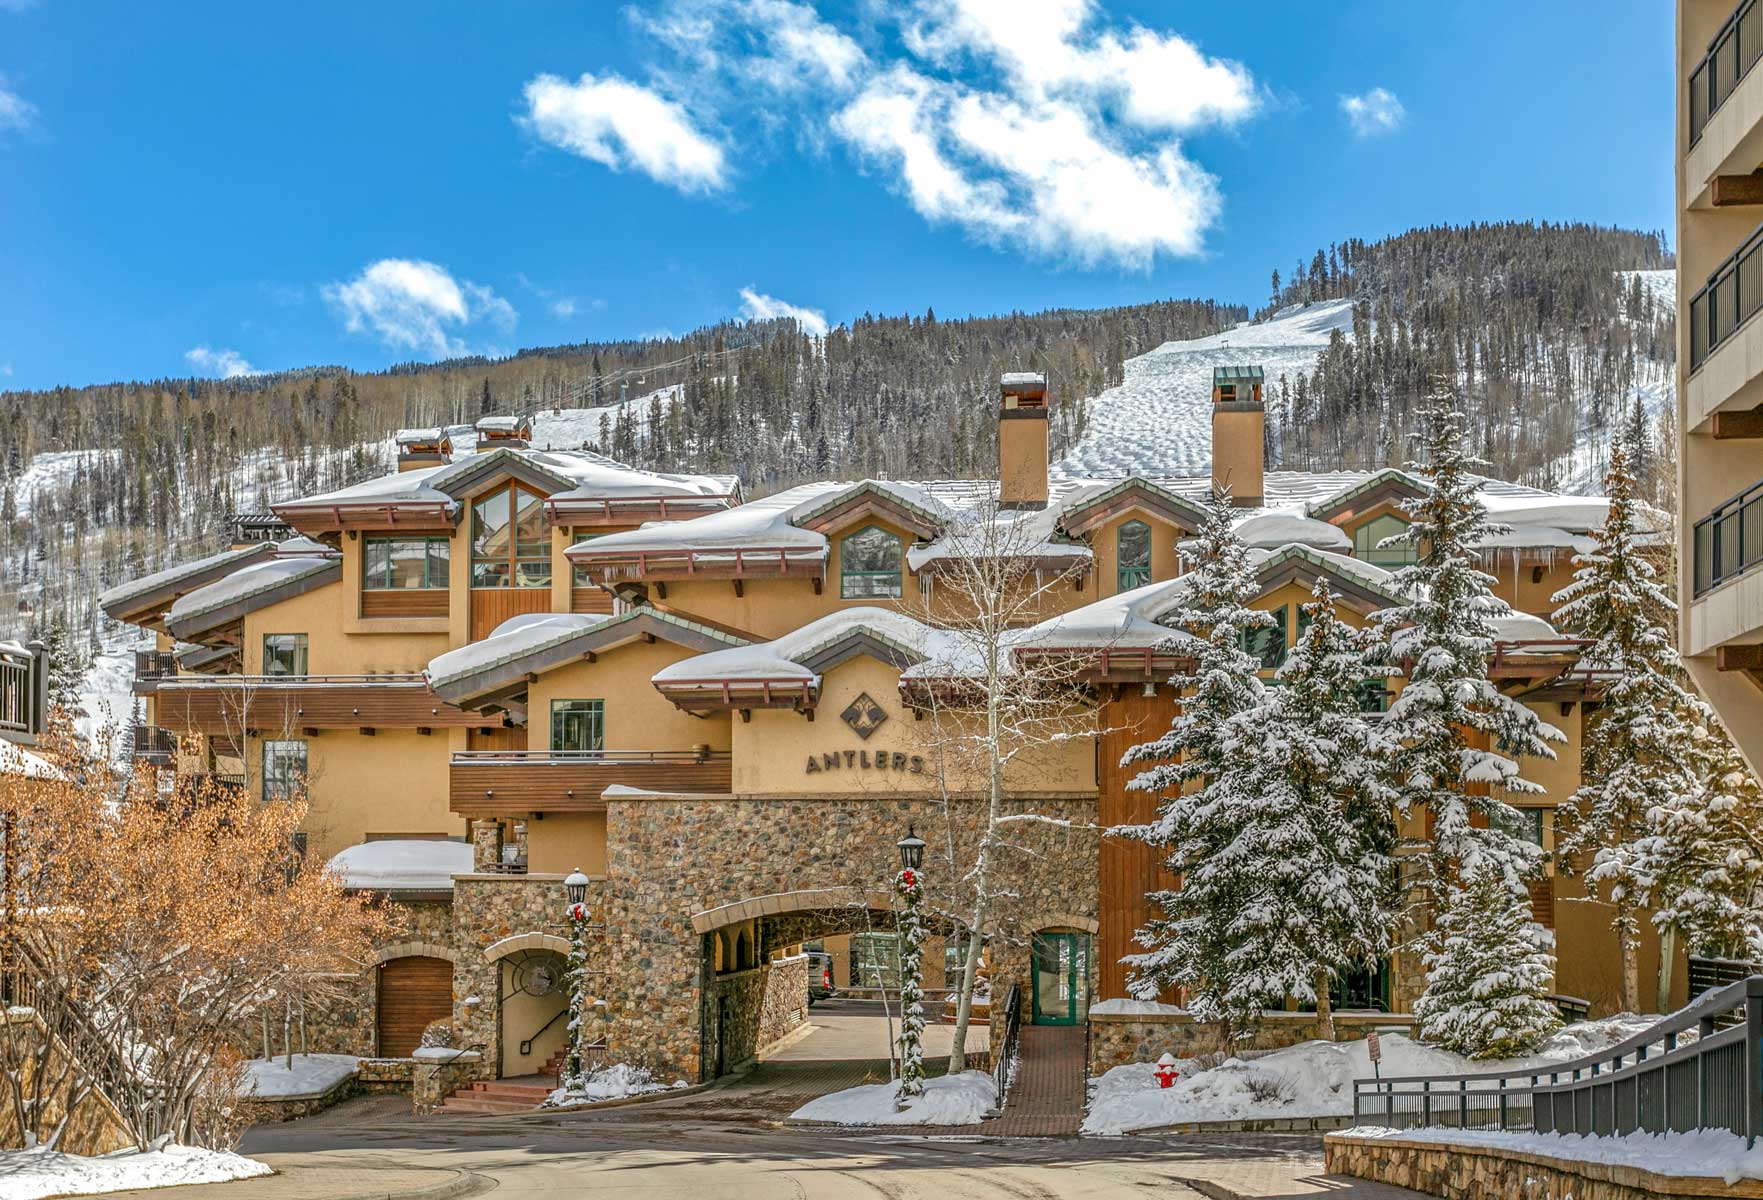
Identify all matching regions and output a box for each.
[1053,300,1355,481]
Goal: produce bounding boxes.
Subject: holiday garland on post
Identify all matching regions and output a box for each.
[894,866,927,1104]
[565,899,593,1087]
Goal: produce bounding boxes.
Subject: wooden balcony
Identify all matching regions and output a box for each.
[449,750,733,815]
[154,675,507,735]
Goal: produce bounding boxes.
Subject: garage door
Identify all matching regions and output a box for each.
[377,956,453,1057]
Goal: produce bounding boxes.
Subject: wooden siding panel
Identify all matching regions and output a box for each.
[450,757,733,815]
[155,681,503,732]
[361,590,448,618]
[570,587,615,615]
[376,956,453,1057]
[471,588,553,641]
[1097,689,1182,1004]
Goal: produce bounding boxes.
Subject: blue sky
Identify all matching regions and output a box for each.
[0,1,1673,390]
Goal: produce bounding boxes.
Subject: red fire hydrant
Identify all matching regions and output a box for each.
[1153,1052,1180,1089]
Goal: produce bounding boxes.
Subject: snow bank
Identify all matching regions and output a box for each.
[1083,1017,1657,1136]
[1090,998,1188,1016]
[1343,1125,1763,1185]
[543,1063,686,1109]
[325,840,473,890]
[0,1145,272,1200]
[791,1071,998,1127]
[244,1053,359,1098]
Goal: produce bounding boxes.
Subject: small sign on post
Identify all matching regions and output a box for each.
[1367,1030,1382,1081]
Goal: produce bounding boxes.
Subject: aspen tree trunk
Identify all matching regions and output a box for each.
[1314,971,1335,1041]
[1617,904,1639,1014]
[948,648,1003,1074]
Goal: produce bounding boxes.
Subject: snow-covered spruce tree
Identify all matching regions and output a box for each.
[1208,579,1400,1039]
[1632,723,1763,962]
[1115,488,1272,1043]
[1552,433,1708,1011]
[1378,393,1563,1057]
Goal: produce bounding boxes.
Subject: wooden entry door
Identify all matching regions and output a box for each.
[377,956,453,1057]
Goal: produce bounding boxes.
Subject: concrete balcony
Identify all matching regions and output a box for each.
[449,749,733,816]
[153,674,508,736]
[1687,0,1763,204]
[1689,475,1763,656]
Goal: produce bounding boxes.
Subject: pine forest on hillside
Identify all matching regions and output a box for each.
[0,221,1674,676]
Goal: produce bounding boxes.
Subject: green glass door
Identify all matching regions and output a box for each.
[1031,932,1090,1025]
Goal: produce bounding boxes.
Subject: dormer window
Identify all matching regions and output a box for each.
[1117,520,1152,591]
[471,485,550,588]
[1353,514,1418,568]
[840,525,903,599]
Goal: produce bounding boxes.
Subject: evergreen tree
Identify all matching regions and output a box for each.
[38,609,86,715]
[1377,391,1563,1057]
[1116,489,1272,1041]
[1200,579,1399,1038]
[1552,433,1708,1011]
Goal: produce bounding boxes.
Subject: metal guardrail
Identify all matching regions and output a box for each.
[0,641,47,743]
[1691,0,1763,147]
[450,749,732,765]
[1694,477,1763,595]
[130,725,178,765]
[992,983,1022,1107]
[1352,975,1763,1144]
[1690,220,1763,371]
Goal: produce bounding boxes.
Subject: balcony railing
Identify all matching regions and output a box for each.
[449,749,733,814]
[153,674,506,733]
[1691,0,1763,147]
[131,725,178,766]
[132,649,178,693]
[1690,219,1763,371]
[0,641,45,743]
[1694,476,1763,595]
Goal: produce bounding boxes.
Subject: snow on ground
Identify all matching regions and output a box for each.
[0,1145,271,1200]
[9,451,123,521]
[791,1070,998,1127]
[1082,1016,1657,1136]
[1054,300,1356,481]
[76,631,150,758]
[543,1063,687,1110]
[531,385,682,451]
[244,1053,360,1098]
[1344,1125,1763,1185]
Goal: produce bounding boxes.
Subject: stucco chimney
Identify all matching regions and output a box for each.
[998,372,1049,510]
[1210,365,1265,506]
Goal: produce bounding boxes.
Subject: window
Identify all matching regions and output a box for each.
[851,932,901,989]
[364,536,449,589]
[840,525,903,599]
[471,485,551,588]
[551,699,604,754]
[262,740,306,801]
[1353,514,1417,567]
[1240,606,1288,670]
[1355,679,1391,713]
[945,932,980,983]
[262,634,307,677]
[571,531,601,588]
[1116,520,1152,591]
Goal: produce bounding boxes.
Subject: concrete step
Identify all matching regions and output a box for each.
[438,1096,543,1114]
[462,1081,554,1102]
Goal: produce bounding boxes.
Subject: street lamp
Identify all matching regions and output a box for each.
[893,825,928,1106]
[563,867,592,1085]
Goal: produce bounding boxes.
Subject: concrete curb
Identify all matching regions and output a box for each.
[1129,1115,1352,1135]
[238,1167,495,1200]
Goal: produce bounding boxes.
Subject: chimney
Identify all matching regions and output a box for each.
[998,372,1049,510]
[395,428,451,472]
[1211,365,1265,506]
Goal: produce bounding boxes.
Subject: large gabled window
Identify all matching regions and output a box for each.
[1353,514,1418,567]
[471,484,551,588]
[1116,520,1152,592]
[840,525,903,599]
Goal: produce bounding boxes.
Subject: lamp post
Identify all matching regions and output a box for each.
[564,867,591,1084]
[894,826,928,1105]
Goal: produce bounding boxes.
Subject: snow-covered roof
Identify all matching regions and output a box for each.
[1233,512,1352,552]
[574,482,847,558]
[652,607,944,684]
[427,612,612,692]
[1474,526,1597,555]
[98,542,277,616]
[1000,371,1046,388]
[1008,578,1196,654]
[165,552,340,635]
[394,427,445,446]
[475,415,527,433]
[326,839,473,890]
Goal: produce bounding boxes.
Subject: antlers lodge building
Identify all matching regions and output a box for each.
[102,372,1685,1098]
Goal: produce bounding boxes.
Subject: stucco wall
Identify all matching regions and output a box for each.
[526,641,734,754]
[245,728,459,861]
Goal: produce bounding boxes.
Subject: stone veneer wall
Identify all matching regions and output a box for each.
[1325,1131,1763,1200]
[702,968,766,1076]
[759,955,809,1052]
[603,794,1097,1083]
[1089,1011,1413,1074]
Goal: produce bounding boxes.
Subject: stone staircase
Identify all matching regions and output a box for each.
[437,1048,567,1114]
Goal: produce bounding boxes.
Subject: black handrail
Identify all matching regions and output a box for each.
[1690,0,1763,147]
[519,1008,569,1057]
[992,983,1022,1108]
[1692,475,1763,595]
[1352,975,1763,1145]
[1689,218,1763,371]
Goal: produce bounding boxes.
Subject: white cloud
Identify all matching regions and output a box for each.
[184,346,258,379]
[739,287,829,335]
[516,273,582,321]
[520,72,727,194]
[1339,87,1405,138]
[0,363,12,377]
[324,258,517,358]
[0,84,37,135]
[0,1,40,12]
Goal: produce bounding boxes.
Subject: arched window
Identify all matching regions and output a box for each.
[735,928,755,971]
[471,485,551,588]
[1116,520,1152,591]
[1352,514,1417,567]
[840,525,903,599]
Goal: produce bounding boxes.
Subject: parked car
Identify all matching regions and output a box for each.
[806,951,836,1003]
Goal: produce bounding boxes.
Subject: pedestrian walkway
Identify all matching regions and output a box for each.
[1130,1133,1429,1199]
[97,1166,484,1200]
